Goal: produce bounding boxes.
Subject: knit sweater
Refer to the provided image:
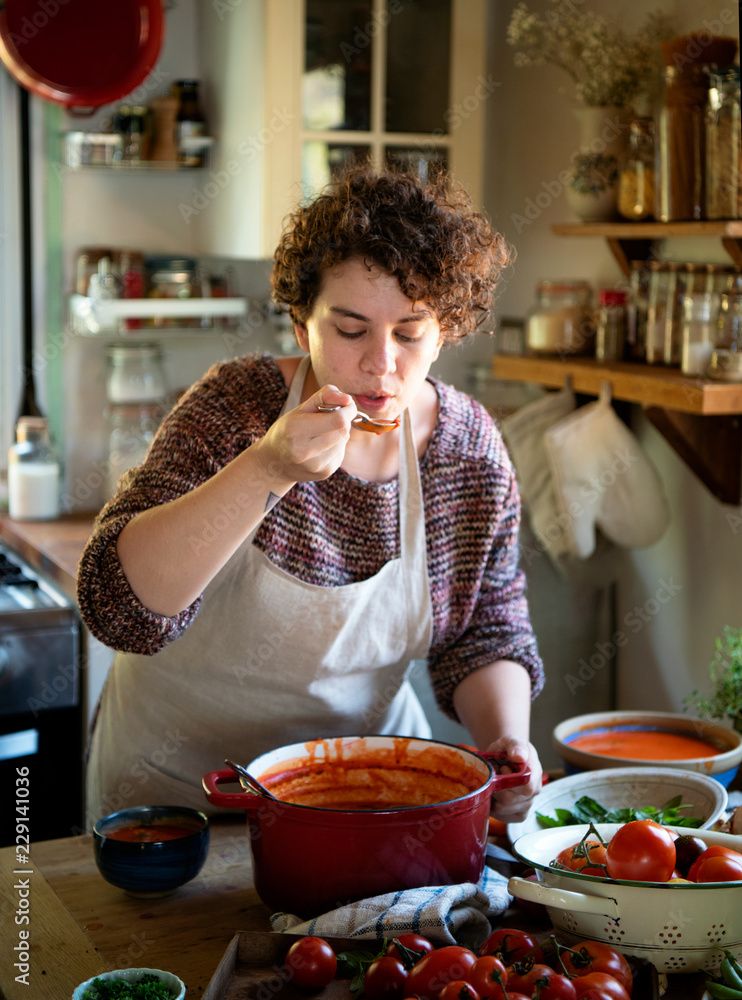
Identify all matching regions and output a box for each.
[77,354,544,718]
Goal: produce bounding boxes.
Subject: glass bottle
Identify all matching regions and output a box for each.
[706,68,741,220]
[711,273,742,381]
[7,417,60,521]
[595,289,627,362]
[656,63,710,221]
[525,280,593,357]
[175,79,207,167]
[618,118,656,221]
[645,262,669,364]
[626,261,649,360]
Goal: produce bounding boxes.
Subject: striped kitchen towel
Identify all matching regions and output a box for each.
[270,866,511,950]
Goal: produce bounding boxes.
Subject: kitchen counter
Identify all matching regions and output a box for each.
[0,511,96,600]
[0,819,711,1000]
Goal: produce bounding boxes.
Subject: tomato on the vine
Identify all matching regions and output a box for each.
[363,956,409,1000]
[438,980,481,1000]
[605,820,676,882]
[386,934,435,966]
[478,928,543,965]
[571,971,631,1000]
[559,941,633,996]
[283,936,337,990]
[404,945,477,1000]
[465,956,508,1000]
[506,963,577,1000]
[687,845,742,881]
[554,840,608,877]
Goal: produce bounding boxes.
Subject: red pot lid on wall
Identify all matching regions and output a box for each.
[0,0,165,113]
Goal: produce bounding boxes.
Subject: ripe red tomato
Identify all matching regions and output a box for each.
[687,845,742,882]
[695,854,742,882]
[555,840,608,876]
[404,946,477,1000]
[605,820,676,882]
[571,972,631,1000]
[283,936,337,989]
[559,941,633,995]
[478,928,543,964]
[386,934,435,965]
[364,956,409,1000]
[466,956,508,1000]
[438,981,481,1000]
[506,963,577,999]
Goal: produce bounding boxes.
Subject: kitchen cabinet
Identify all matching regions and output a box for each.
[492,220,742,505]
[198,0,489,259]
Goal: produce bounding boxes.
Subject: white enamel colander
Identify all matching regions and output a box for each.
[509,823,742,975]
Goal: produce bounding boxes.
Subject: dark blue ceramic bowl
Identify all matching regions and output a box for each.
[93,805,209,897]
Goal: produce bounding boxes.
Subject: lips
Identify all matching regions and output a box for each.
[356,394,392,413]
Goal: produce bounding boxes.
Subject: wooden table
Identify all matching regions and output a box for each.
[0,817,271,999]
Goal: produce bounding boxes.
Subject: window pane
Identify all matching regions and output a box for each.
[385,146,448,184]
[302,142,371,199]
[304,1,373,132]
[385,0,451,134]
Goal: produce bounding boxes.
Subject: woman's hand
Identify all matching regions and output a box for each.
[254,384,356,487]
[486,735,543,824]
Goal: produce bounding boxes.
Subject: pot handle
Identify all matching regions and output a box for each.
[476,752,531,790]
[507,876,620,919]
[202,768,265,810]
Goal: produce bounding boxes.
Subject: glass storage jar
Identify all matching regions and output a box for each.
[106,343,167,405]
[146,256,197,327]
[525,280,593,357]
[7,417,60,521]
[106,403,162,498]
[710,273,742,381]
[656,63,709,221]
[594,289,627,362]
[618,118,656,221]
[706,67,741,220]
[681,264,723,376]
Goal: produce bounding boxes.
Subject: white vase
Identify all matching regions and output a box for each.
[565,180,619,223]
[571,105,630,159]
[566,151,620,222]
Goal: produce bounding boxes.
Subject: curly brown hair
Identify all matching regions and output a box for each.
[271,163,512,341]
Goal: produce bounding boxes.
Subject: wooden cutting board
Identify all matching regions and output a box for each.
[0,849,104,1000]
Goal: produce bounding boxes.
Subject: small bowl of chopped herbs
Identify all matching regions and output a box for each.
[72,967,185,999]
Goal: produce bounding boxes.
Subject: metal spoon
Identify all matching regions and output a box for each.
[317,403,400,434]
[224,758,278,800]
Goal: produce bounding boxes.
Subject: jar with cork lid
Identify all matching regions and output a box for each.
[7,417,60,521]
[525,280,593,357]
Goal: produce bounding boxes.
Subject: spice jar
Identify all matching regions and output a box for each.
[525,280,593,357]
[146,256,197,327]
[595,289,627,362]
[710,273,742,381]
[681,264,724,376]
[626,261,649,361]
[106,343,167,405]
[7,417,60,521]
[174,79,207,167]
[618,118,656,221]
[706,67,741,220]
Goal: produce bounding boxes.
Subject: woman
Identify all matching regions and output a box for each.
[78,164,544,825]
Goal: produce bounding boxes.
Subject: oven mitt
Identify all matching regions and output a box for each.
[270,866,511,950]
[543,384,670,559]
[500,385,577,562]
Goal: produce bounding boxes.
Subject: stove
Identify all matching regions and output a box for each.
[0,542,83,844]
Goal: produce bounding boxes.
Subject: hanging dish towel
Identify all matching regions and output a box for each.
[270,867,512,950]
[543,384,671,560]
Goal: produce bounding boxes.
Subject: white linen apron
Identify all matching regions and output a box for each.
[87,356,433,820]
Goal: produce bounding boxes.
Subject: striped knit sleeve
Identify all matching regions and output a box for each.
[76,355,284,654]
[424,394,544,719]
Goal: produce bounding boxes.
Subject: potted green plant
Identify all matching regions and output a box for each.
[685,626,742,733]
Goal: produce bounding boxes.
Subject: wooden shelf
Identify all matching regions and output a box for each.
[492,355,742,416]
[492,354,742,505]
[552,220,742,274]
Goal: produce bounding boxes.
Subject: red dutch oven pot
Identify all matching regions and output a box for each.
[202,735,529,917]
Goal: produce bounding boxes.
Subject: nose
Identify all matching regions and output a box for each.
[360,334,396,376]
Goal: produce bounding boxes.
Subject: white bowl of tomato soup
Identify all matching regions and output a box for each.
[93,805,210,897]
[553,710,742,786]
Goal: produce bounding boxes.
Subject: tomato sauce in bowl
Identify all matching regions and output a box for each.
[104,822,202,842]
[569,728,722,761]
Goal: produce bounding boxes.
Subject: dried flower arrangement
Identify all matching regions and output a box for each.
[507,1,676,109]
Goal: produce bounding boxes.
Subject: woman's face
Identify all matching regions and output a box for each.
[294,257,443,421]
